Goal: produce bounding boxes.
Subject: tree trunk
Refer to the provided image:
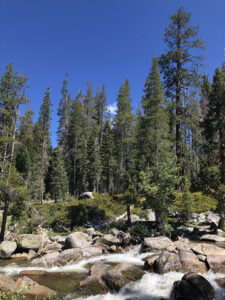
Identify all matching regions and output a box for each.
[127,204,131,226]
[0,196,9,242]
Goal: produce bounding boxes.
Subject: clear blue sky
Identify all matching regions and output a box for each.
[1,0,225,147]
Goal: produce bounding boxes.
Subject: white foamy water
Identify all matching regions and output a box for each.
[0,247,224,300]
[0,247,155,276]
[73,271,225,300]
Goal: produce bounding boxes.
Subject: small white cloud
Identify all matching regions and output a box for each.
[106,102,117,115]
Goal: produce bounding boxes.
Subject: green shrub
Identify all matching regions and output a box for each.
[31,193,127,232]
[131,207,149,219]
[172,191,217,214]
[0,290,25,300]
[127,223,152,238]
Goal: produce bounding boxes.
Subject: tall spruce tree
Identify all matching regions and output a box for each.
[113,79,136,222]
[160,6,205,178]
[57,73,72,151]
[15,109,34,182]
[140,56,176,232]
[49,146,68,202]
[84,80,94,119]
[101,113,114,193]
[87,122,102,192]
[0,63,29,241]
[32,88,52,203]
[113,79,135,193]
[204,68,225,229]
[67,92,88,196]
[93,85,106,144]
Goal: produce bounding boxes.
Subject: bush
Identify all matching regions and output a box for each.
[131,207,149,219]
[127,223,153,238]
[31,193,127,232]
[0,290,25,300]
[172,191,217,214]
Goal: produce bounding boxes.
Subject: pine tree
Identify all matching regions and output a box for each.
[134,104,145,180]
[49,146,68,202]
[140,56,176,232]
[67,92,88,196]
[57,73,71,155]
[31,88,52,203]
[113,79,136,222]
[0,63,29,241]
[142,56,171,171]
[207,68,225,184]
[93,85,106,144]
[87,122,102,192]
[160,6,205,176]
[204,68,225,228]
[113,79,135,193]
[101,113,114,193]
[15,109,34,182]
[84,80,94,119]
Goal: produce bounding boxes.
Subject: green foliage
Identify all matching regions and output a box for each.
[0,290,25,300]
[173,191,217,214]
[131,207,149,220]
[49,146,68,202]
[160,6,205,179]
[32,193,126,231]
[139,162,178,234]
[127,223,152,238]
[215,185,225,216]
[113,78,135,193]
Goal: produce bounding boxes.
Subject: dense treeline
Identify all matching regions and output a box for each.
[0,7,224,240]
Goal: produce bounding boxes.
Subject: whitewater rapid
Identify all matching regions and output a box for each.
[0,247,224,300]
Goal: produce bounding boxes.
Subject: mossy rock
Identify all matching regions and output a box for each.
[16,234,44,251]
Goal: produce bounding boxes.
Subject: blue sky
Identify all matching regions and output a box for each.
[1,0,225,147]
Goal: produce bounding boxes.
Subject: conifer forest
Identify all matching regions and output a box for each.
[0,6,225,242]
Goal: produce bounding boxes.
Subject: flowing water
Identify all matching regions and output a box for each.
[0,247,225,300]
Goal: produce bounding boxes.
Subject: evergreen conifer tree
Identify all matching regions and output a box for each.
[31,88,52,203]
[0,63,29,241]
[140,56,176,232]
[113,79,135,193]
[160,6,205,178]
[49,146,68,202]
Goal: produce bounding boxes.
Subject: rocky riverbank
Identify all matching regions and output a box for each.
[0,226,225,299]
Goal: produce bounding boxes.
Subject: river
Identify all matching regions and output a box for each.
[0,246,225,299]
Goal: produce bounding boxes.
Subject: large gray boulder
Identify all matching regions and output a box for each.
[191,243,225,256]
[50,235,67,245]
[206,211,220,226]
[113,263,144,281]
[147,209,156,221]
[17,234,46,251]
[200,234,225,243]
[81,247,102,257]
[143,236,174,251]
[98,234,121,247]
[171,273,214,300]
[31,252,60,267]
[0,241,17,258]
[102,269,130,292]
[59,248,82,263]
[207,254,225,273]
[90,261,112,277]
[65,232,91,249]
[154,251,183,274]
[79,192,94,199]
[154,250,207,274]
[0,274,56,300]
[78,275,109,296]
[102,263,144,293]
